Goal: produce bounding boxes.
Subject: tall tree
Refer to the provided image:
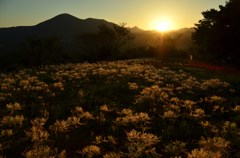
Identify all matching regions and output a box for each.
[78,23,134,61]
[192,0,240,66]
[22,37,64,66]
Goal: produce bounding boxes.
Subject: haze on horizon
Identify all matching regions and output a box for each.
[0,0,226,30]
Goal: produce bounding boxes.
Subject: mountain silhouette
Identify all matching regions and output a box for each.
[0,13,193,50]
[0,13,121,69]
[0,13,194,70]
[0,13,116,44]
[34,13,116,38]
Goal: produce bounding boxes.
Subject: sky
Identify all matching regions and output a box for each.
[0,0,227,30]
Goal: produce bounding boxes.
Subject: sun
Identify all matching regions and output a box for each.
[155,21,170,32]
[150,17,173,32]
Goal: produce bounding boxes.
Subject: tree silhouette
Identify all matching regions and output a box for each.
[22,37,64,66]
[192,0,240,67]
[155,33,185,59]
[78,23,134,61]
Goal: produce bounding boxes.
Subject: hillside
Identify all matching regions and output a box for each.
[128,28,194,50]
[0,13,193,47]
[0,13,194,70]
[0,13,115,43]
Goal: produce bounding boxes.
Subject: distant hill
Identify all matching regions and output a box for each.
[0,13,119,68]
[0,13,194,49]
[166,27,195,49]
[128,27,194,50]
[0,13,194,70]
[0,13,115,44]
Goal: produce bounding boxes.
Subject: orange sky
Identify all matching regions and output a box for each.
[0,0,226,30]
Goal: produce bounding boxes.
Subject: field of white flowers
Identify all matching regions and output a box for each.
[0,58,240,157]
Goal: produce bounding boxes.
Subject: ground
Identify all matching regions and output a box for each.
[0,58,240,157]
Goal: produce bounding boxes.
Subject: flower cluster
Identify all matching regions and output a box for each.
[116,110,150,125]
[50,106,93,134]
[1,115,24,127]
[126,129,159,157]
[0,58,239,157]
[81,145,100,157]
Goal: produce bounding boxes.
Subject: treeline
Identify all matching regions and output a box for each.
[0,23,187,71]
[192,0,240,68]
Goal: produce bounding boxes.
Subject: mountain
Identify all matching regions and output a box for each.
[0,13,115,44]
[0,13,194,51]
[167,27,195,49]
[0,13,194,70]
[128,27,194,50]
[33,14,117,38]
[0,13,120,69]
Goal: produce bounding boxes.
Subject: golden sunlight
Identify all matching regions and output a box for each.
[150,18,174,32]
[155,21,170,32]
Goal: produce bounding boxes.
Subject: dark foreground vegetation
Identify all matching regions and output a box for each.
[0,58,240,157]
[192,0,240,67]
